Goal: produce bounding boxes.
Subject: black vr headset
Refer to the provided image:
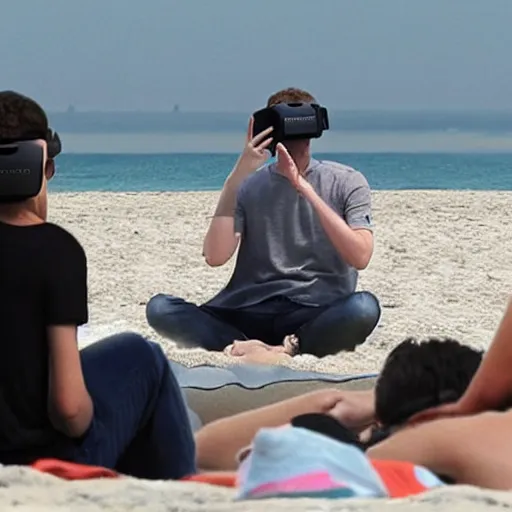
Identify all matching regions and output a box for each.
[0,130,61,203]
[252,102,329,155]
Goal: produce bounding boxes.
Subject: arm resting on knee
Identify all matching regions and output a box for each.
[47,325,93,438]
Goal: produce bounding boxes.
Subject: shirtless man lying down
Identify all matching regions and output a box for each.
[368,298,512,490]
[209,299,512,489]
[196,336,483,472]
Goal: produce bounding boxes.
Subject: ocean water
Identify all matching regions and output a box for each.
[49,152,512,192]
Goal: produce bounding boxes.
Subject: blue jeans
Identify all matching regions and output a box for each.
[146,292,381,358]
[72,333,196,480]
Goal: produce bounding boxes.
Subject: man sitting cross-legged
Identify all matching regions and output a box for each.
[146,87,380,358]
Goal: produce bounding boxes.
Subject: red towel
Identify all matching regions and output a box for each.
[183,472,237,487]
[31,459,119,480]
[371,459,430,497]
[30,457,432,499]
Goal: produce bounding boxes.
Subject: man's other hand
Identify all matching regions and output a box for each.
[275,142,311,193]
[327,389,376,433]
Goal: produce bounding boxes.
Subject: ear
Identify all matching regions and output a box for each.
[45,159,55,181]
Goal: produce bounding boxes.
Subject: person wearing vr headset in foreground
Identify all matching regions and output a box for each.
[147,88,380,357]
[0,91,195,479]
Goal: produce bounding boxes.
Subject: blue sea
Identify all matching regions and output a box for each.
[42,126,512,192]
[50,152,512,192]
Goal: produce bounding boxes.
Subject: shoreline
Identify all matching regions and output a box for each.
[51,188,512,194]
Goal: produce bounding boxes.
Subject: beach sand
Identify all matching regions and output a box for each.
[2,190,512,510]
[64,190,511,373]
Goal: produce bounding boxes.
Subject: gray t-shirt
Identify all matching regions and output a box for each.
[206,159,373,309]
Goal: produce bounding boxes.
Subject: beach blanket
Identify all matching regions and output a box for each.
[170,361,377,429]
[31,453,442,500]
[170,361,376,390]
[235,425,444,500]
[31,459,119,480]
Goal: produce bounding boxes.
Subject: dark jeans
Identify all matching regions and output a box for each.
[72,332,196,480]
[146,292,381,358]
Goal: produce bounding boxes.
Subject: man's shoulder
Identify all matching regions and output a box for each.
[0,221,83,250]
[42,222,82,243]
[314,160,370,189]
[40,223,86,260]
[315,160,365,178]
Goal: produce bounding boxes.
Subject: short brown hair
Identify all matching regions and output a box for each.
[266,87,316,107]
[0,91,49,144]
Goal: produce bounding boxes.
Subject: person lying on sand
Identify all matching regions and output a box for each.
[195,337,482,471]
[367,298,512,490]
[0,91,195,480]
[146,87,380,358]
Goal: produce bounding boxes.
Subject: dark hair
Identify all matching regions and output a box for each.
[266,87,316,107]
[0,91,49,144]
[375,337,483,428]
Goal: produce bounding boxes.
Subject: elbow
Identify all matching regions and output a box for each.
[54,402,83,423]
[49,397,93,438]
[194,431,214,471]
[352,252,373,271]
[354,259,370,271]
[203,252,228,268]
[202,243,235,267]
[202,230,239,267]
[194,429,219,471]
[194,428,237,471]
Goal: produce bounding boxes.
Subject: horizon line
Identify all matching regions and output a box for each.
[47,108,512,115]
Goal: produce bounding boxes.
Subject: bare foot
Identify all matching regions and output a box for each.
[223,339,294,364]
[224,340,279,356]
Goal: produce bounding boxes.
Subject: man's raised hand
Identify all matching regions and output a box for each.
[234,117,273,176]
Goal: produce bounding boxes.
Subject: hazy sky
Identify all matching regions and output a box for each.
[2,0,512,112]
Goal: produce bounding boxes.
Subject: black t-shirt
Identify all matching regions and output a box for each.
[0,221,88,461]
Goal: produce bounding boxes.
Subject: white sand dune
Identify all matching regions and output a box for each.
[1,190,511,510]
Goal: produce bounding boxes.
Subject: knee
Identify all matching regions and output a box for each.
[147,339,167,363]
[112,331,156,359]
[350,291,381,328]
[117,333,169,378]
[91,331,160,367]
[97,331,148,350]
[146,294,179,327]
